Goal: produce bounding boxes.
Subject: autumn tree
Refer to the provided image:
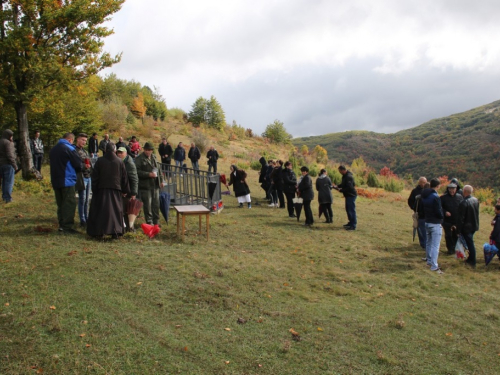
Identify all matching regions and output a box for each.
[130,92,147,119]
[0,0,124,178]
[262,120,292,144]
[313,145,328,163]
[300,145,309,155]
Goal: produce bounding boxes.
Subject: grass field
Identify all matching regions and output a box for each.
[1,170,500,374]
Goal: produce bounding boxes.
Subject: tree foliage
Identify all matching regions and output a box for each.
[262,120,292,144]
[313,145,328,163]
[188,95,226,130]
[0,0,124,178]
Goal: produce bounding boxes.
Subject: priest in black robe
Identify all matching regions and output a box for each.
[87,142,130,237]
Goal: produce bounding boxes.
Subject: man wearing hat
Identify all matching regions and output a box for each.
[135,142,164,226]
[440,182,463,255]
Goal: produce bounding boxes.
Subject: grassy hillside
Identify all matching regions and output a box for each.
[1,126,500,373]
[294,100,500,187]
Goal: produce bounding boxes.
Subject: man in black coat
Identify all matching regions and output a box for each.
[282,161,297,218]
[457,185,480,268]
[408,177,427,248]
[335,165,357,231]
[158,138,173,169]
[188,142,201,171]
[298,166,314,226]
[207,146,219,174]
[440,183,463,254]
[88,133,99,157]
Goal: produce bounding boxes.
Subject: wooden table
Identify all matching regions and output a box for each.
[174,205,210,241]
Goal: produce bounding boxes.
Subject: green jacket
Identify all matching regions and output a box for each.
[135,152,163,191]
[123,155,139,196]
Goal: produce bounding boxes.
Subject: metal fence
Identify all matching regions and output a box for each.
[158,164,223,212]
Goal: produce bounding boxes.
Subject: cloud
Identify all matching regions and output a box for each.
[102,0,500,136]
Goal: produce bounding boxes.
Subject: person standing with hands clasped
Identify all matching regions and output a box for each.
[298,166,314,226]
[333,165,357,230]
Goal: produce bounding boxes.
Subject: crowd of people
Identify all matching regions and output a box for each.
[256,157,358,230]
[408,177,500,273]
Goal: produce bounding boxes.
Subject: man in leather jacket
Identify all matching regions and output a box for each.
[457,185,480,268]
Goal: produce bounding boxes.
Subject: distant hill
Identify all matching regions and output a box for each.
[293,100,500,188]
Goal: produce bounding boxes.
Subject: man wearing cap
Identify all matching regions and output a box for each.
[457,185,480,268]
[117,146,138,232]
[440,182,463,255]
[135,142,164,226]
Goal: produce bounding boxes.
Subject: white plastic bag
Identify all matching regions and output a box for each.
[455,235,468,260]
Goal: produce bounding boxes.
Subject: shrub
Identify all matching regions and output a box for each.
[475,187,495,205]
[191,129,209,153]
[383,177,404,193]
[236,161,249,170]
[308,164,319,177]
[328,169,342,185]
[245,128,254,137]
[250,160,262,171]
[367,172,381,188]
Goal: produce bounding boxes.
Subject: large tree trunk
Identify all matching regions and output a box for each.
[15,101,34,180]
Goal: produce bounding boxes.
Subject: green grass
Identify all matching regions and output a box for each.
[1,174,500,374]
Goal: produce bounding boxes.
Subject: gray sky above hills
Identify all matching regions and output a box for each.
[103,0,500,137]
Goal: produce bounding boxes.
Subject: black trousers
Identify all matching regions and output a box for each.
[303,199,314,225]
[442,222,458,254]
[320,203,333,222]
[284,191,295,216]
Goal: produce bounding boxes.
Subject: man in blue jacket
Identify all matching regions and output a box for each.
[49,133,82,234]
[421,178,444,274]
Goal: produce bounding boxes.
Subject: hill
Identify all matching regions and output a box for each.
[293,100,500,187]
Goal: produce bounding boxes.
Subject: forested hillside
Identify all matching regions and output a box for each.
[294,100,500,188]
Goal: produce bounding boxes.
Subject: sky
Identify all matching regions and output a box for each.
[102,0,500,137]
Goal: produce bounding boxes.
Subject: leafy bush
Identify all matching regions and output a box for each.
[328,169,342,185]
[308,164,319,177]
[367,172,381,188]
[383,177,404,193]
[250,160,262,171]
[475,187,495,205]
[236,161,250,170]
[191,129,209,154]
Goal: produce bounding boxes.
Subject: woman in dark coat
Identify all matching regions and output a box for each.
[270,160,285,208]
[316,168,333,223]
[87,143,130,237]
[228,165,251,208]
[282,161,297,217]
[298,166,314,226]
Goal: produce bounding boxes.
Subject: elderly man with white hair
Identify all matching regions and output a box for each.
[457,185,480,268]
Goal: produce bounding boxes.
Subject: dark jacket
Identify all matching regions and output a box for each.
[0,129,18,170]
[75,146,91,179]
[116,141,132,157]
[228,168,250,197]
[207,149,219,165]
[135,152,164,191]
[270,166,284,190]
[123,155,138,196]
[440,191,463,225]
[282,168,297,194]
[421,188,444,224]
[258,157,267,183]
[490,214,500,245]
[174,146,185,162]
[49,138,82,189]
[408,185,424,211]
[98,139,110,153]
[416,194,425,220]
[316,174,333,204]
[188,146,201,162]
[30,137,44,155]
[298,174,314,201]
[457,195,480,234]
[91,151,130,194]
[338,171,357,197]
[158,142,173,162]
[88,137,99,155]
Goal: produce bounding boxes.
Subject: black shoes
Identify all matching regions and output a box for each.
[344,226,356,231]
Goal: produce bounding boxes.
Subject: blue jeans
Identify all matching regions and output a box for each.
[462,232,476,266]
[345,196,357,228]
[418,218,427,249]
[191,160,199,170]
[175,160,182,167]
[33,153,43,172]
[0,164,15,202]
[78,177,91,224]
[425,223,442,271]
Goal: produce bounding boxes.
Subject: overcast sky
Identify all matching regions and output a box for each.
[102,0,500,137]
